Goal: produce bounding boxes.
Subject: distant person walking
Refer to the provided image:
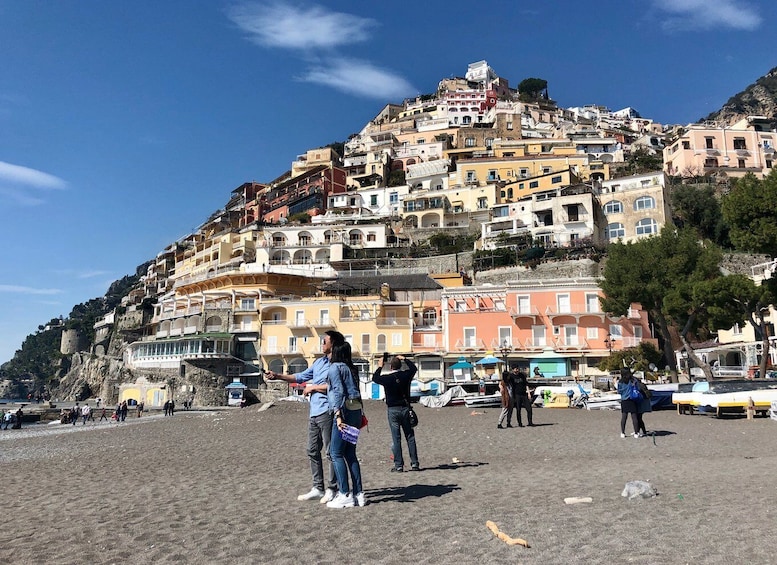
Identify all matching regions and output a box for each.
[513,368,534,427]
[120,401,128,422]
[616,368,641,438]
[99,407,108,422]
[2,409,11,430]
[13,408,23,429]
[372,354,420,472]
[496,368,515,429]
[267,330,344,503]
[70,404,79,425]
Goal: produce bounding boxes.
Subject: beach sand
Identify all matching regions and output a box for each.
[1,402,776,564]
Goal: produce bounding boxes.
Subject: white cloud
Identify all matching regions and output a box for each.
[0,285,62,295]
[654,0,761,31]
[227,1,377,50]
[0,161,67,206]
[77,270,111,280]
[297,58,416,100]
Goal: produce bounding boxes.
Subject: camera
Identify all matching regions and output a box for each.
[383,352,389,363]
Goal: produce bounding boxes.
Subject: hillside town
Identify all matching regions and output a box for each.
[11,61,777,406]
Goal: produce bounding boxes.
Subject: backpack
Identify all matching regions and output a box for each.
[628,381,643,401]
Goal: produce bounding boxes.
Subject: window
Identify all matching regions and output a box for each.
[487,169,498,181]
[763,138,773,149]
[485,138,494,149]
[733,138,747,150]
[767,160,773,169]
[532,325,546,347]
[494,299,506,311]
[705,138,714,149]
[635,218,657,235]
[319,309,330,324]
[392,333,402,347]
[563,326,578,346]
[682,141,690,149]
[607,223,625,240]
[240,298,255,310]
[518,295,531,314]
[519,168,529,178]
[557,294,571,313]
[542,167,552,174]
[370,195,378,207]
[609,325,623,339]
[361,334,370,355]
[529,181,539,188]
[604,200,623,214]
[586,327,598,340]
[704,158,718,167]
[477,197,488,209]
[455,300,466,312]
[463,327,476,348]
[586,294,599,313]
[634,196,655,210]
[506,121,513,130]
[567,204,579,222]
[552,175,562,184]
[389,192,398,205]
[288,336,297,352]
[417,138,425,144]
[465,137,476,147]
[738,159,746,168]
[733,323,742,336]
[466,170,476,183]
[422,309,437,326]
[498,327,512,347]
[367,232,376,242]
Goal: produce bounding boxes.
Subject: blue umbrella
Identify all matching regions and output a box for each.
[475,355,501,365]
[450,356,474,370]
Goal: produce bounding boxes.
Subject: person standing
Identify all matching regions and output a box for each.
[99,407,108,422]
[81,403,91,425]
[372,354,419,472]
[120,401,128,422]
[616,368,640,438]
[3,409,12,430]
[325,342,365,508]
[635,377,651,436]
[512,368,534,427]
[267,330,344,503]
[496,368,514,429]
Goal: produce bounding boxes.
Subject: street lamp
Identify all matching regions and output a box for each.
[603,332,613,355]
[499,340,511,371]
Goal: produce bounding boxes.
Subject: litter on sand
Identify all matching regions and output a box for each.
[485,520,530,548]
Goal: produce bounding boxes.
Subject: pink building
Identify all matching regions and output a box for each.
[442,278,655,378]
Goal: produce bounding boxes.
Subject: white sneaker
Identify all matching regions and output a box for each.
[354,492,366,507]
[620,433,626,438]
[326,492,355,509]
[632,433,640,439]
[297,487,325,501]
[319,488,336,504]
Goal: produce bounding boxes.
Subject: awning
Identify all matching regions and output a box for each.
[450,356,474,370]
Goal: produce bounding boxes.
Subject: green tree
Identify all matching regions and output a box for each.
[517,78,548,101]
[671,184,730,247]
[721,170,777,254]
[620,147,663,176]
[599,227,723,379]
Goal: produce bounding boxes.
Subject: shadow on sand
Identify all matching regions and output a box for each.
[367,484,461,503]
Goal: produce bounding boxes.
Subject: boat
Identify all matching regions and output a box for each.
[672,379,777,416]
[463,393,502,408]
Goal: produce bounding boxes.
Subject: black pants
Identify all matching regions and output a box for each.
[515,395,533,425]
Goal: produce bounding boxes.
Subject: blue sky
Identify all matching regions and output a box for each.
[1,0,775,364]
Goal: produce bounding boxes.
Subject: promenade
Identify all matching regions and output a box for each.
[1,401,775,564]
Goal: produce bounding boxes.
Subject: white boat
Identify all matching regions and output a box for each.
[672,379,777,416]
[463,393,501,408]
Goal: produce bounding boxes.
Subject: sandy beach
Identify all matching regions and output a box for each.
[1,401,776,565]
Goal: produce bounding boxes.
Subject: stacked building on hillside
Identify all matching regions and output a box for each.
[94,61,777,406]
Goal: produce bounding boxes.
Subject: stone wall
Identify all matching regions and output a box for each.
[474,259,602,285]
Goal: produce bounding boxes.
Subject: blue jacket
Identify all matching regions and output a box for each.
[327,362,361,413]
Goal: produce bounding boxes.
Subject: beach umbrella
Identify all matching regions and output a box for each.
[449,356,474,370]
[475,355,501,365]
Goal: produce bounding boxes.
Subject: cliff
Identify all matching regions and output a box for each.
[703,66,777,127]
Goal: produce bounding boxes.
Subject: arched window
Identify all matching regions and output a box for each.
[603,200,623,214]
[268,359,285,374]
[607,223,625,240]
[635,218,657,236]
[288,358,308,373]
[634,196,655,211]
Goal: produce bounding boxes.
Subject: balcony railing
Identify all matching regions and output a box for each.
[376,317,411,327]
[509,306,541,319]
[453,339,487,351]
[309,318,336,328]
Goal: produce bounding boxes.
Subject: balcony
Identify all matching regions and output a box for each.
[376,317,411,327]
[522,339,547,351]
[553,337,590,351]
[490,338,522,350]
[453,338,487,351]
[545,305,605,322]
[509,306,541,322]
[309,318,336,329]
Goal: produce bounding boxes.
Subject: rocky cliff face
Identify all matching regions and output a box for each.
[55,352,133,402]
[703,67,777,127]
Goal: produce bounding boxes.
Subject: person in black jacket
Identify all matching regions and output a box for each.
[512,368,534,427]
[372,355,420,472]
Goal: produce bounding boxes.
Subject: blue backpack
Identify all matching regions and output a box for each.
[628,381,643,401]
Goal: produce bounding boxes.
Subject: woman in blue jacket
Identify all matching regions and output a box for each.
[616,367,641,438]
[326,342,365,508]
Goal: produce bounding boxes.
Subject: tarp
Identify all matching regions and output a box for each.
[419,386,469,408]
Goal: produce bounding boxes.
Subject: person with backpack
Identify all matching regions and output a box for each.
[635,377,652,436]
[616,367,641,438]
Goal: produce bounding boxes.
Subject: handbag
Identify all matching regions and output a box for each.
[407,405,419,427]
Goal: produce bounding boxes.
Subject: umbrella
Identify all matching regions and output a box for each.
[475,355,502,365]
[449,356,474,370]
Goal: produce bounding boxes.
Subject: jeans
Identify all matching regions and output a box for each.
[497,403,514,426]
[329,408,363,495]
[387,406,418,470]
[308,411,337,492]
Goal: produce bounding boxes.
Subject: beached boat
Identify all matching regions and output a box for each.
[672,379,777,416]
[463,393,501,408]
